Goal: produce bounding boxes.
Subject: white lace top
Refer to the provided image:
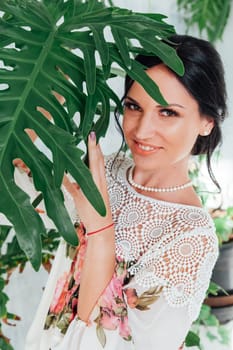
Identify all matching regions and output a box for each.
[107,153,218,321]
[25,153,218,350]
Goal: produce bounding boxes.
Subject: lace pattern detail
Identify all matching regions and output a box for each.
[105,153,219,322]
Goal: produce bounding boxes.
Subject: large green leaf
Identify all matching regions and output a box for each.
[0,0,183,268]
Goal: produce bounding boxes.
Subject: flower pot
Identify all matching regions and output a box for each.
[212,238,233,291]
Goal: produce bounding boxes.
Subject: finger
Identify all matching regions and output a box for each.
[94,144,105,174]
[63,174,81,196]
[88,134,108,199]
[13,158,30,174]
[73,183,80,190]
[13,158,25,168]
[88,132,104,175]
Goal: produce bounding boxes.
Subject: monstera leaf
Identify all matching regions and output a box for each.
[0,0,184,269]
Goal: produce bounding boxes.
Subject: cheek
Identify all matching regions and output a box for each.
[167,124,200,155]
[185,126,201,145]
[171,121,200,141]
[122,116,131,136]
[176,130,200,155]
[122,116,126,131]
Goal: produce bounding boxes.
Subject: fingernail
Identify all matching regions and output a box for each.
[89,131,96,141]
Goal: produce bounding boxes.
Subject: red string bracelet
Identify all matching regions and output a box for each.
[87,222,114,236]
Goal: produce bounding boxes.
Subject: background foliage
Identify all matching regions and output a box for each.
[177,0,232,42]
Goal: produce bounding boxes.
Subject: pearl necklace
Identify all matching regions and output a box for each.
[128,166,193,193]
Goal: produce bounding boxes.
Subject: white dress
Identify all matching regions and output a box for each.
[25,153,219,350]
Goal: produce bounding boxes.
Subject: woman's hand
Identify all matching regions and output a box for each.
[63,131,113,232]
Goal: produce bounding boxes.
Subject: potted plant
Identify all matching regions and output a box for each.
[190,156,233,326]
[205,208,233,324]
[175,0,233,343]
[184,155,233,348]
[186,283,232,348]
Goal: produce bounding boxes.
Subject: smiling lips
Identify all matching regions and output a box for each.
[134,141,162,155]
[138,143,154,151]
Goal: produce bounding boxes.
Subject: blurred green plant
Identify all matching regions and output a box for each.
[0,224,60,349]
[177,0,232,42]
[186,156,233,348]
[185,282,231,349]
[212,207,233,245]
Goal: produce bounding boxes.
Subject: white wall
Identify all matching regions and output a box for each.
[2,1,233,350]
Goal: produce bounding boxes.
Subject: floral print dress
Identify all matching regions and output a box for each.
[25,153,218,350]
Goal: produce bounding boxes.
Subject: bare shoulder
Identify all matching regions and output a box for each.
[173,187,203,208]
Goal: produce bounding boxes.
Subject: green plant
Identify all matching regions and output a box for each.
[185,282,231,349]
[189,155,233,244]
[212,207,233,245]
[0,0,184,270]
[176,0,232,42]
[186,155,233,348]
[0,224,60,350]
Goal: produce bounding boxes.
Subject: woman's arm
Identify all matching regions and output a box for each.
[78,226,115,322]
[64,131,115,322]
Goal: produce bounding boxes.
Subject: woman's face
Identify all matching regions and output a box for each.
[122,64,213,172]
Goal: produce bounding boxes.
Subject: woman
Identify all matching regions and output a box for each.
[26,34,227,350]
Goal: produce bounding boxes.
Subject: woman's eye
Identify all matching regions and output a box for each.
[123,101,141,111]
[160,108,178,117]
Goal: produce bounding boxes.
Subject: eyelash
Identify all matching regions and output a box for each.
[123,101,179,118]
[123,101,141,111]
[159,108,179,117]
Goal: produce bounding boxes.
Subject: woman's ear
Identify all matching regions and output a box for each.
[200,117,215,136]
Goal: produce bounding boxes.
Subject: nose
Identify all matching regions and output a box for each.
[134,112,156,139]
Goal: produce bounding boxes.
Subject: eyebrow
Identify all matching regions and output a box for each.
[125,95,185,109]
[125,96,139,104]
